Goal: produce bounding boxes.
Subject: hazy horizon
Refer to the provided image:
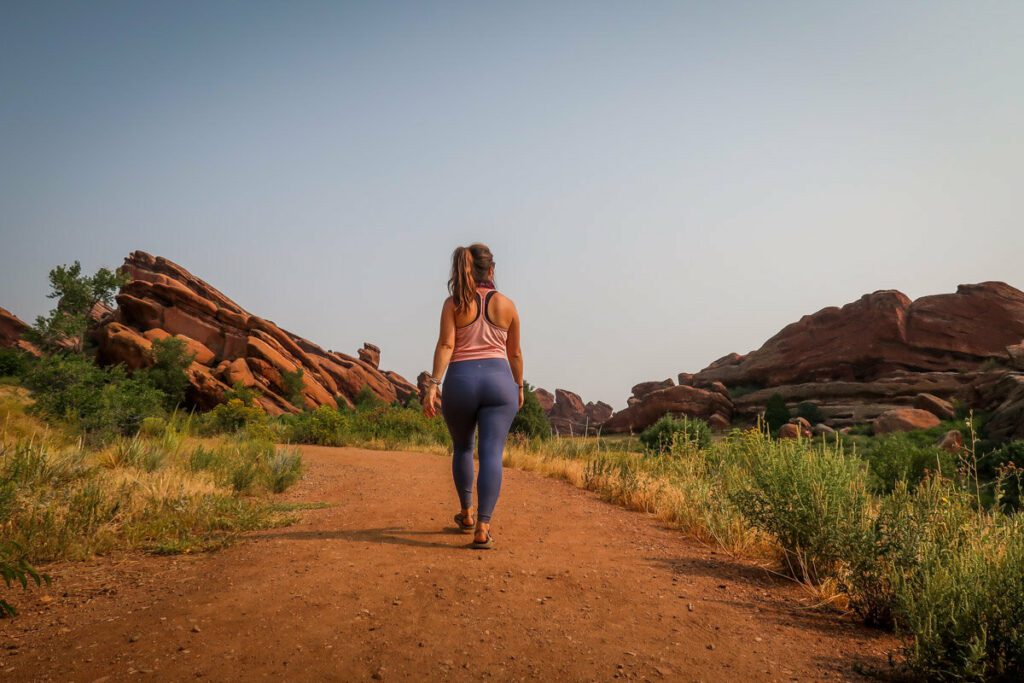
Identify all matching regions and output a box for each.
[3,2,1022,408]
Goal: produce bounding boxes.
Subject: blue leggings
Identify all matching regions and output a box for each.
[441,358,519,523]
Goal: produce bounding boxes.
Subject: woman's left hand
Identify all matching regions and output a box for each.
[422,385,438,418]
[518,386,525,410]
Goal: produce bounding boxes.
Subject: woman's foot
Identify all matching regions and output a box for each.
[472,522,492,548]
[455,508,475,532]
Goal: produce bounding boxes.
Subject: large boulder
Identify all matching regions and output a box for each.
[93,251,420,413]
[872,408,941,434]
[913,392,955,420]
[602,385,733,434]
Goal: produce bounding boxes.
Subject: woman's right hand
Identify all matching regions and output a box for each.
[422,385,438,418]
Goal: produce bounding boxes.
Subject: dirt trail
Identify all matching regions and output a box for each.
[3,446,899,682]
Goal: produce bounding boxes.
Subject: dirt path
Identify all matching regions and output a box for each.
[2,446,900,682]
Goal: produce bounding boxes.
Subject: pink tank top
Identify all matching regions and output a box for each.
[451,287,509,362]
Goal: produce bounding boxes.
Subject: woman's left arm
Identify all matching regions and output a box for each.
[423,299,456,417]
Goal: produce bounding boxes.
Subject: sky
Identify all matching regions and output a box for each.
[1,1,1022,408]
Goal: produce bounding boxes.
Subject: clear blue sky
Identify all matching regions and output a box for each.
[2,1,1022,407]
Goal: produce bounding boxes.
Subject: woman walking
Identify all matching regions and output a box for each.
[422,243,523,550]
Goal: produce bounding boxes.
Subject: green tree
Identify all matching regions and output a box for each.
[282,368,306,409]
[795,401,824,425]
[140,337,194,410]
[764,393,791,434]
[510,381,552,440]
[26,261,127,353]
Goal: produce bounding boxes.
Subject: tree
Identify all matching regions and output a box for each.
[282,368,306,409]
[764,393,791,434]
[27,261,127,353]
[140,337,194,410]
[510,381,552,440]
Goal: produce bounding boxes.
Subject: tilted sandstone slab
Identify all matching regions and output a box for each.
[93,251,419,412]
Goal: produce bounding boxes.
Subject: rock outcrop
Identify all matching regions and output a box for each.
[601,384,733,434]
[92,252,418,414]
[606,282,1024,437]
[530,386,612,435]
[694,283,1024,388]
[0,307,40,356]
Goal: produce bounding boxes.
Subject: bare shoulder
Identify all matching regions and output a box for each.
[493,291,518,314]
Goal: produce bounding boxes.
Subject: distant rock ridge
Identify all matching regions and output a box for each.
[91,251,418,414]
[605,282,1024,437]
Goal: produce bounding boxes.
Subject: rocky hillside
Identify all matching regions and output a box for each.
[89,252,418,414]
[606,282,1024,439]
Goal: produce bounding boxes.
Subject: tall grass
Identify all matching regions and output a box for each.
[500,427,1023,680]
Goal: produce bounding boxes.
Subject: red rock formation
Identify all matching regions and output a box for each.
[0,307,40,356]
[872,408,941,434]
[694,283,1024,388]
[358,343,381,368]
[913,393,955,420]
[93,251,419,412]
[532,387,555,413]
[602,385,733,434]
[530,386,611,435]
[968,371,1024,442]
[631,379,674,401]
[667,282,1024,435]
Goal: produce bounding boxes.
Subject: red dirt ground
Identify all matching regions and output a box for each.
[2,446,902,682]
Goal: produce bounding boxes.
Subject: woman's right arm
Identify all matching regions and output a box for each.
[423,299,456,418]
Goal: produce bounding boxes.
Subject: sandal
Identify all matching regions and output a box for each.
[453,511,475,533]
[470,530,493,550]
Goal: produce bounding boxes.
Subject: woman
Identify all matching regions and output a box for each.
[422,243,523,550]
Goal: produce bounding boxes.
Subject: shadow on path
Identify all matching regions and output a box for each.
[253,526,471,550]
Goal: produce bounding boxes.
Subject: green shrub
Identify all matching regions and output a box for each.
[22,354,165,439]
[284,405,351,446]
[265,450,303,493]
[795,401,824,425]
[0,348,32,379]
[764,393,790,434]
[140,337,193,410]
[639,415,712,454]
[0,540,49,617]
[353,385,384,410]
[510,381,551,440]
[859,434,956,493]
[880,477,1024,679]
[204,398,265,434]
[978,440,1024,508]
[730,435,874,583]
[281,369,306,409]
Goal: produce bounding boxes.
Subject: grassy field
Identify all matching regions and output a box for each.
[0,387,309,617]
